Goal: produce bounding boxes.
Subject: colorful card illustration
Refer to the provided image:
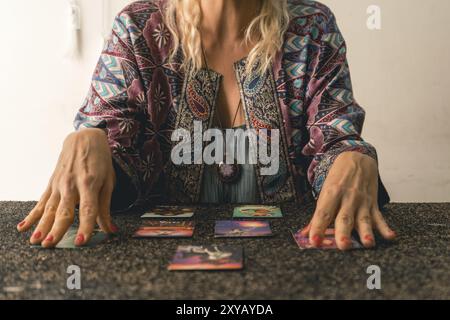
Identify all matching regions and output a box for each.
[292,228,363,250]
[31,227,108,249]
[133,221,195,238]
[168,245,243,271]
[214,220,272,238]
[233,205,282,218]
[141,206,195,218]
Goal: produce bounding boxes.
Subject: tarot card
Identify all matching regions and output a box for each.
[233,205,282,218]
[292,228,363,250]
[168,245,243,271]
[141,206,195,218]
[133,221,195,238]
[31,227,108,249]
[214,220,272,238]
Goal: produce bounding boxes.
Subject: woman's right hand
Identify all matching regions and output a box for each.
[17,128,117,248]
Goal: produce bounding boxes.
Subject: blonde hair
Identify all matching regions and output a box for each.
[164,0,290,76]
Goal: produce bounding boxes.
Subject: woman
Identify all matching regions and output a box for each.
[17,0,396,250]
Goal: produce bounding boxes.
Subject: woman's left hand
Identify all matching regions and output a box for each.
[301,152,397,250]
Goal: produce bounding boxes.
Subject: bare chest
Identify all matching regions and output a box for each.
[202,47,249,128]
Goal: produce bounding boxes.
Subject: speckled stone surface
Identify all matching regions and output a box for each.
[0,202,449,300]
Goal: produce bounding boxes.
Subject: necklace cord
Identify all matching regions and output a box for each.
[200,42,243,130]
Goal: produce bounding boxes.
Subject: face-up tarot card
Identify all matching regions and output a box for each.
[141,206,195,218]
[292,228,363,250]
[233,205,282,218]
[168,245,243,271]
[31,227,108,249]
[133,221,195,238]
[214,220,272,238]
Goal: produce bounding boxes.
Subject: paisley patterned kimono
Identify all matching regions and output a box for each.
[74,0,390,211]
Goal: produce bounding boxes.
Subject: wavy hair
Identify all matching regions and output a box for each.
[164,0,290,76]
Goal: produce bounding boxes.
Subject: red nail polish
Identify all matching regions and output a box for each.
[18,220,26,228]
[75,234,85,246]
[389,230,397,237]
[341,236,350,243]
[33,231,42,239]
[312,235,322,245]
[364,235,374,242]
[111,224,119,233]
[45,235,54,242]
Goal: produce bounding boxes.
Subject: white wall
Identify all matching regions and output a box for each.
[0,0,449,202]
[321,0,450,202]
[0,0,130,201]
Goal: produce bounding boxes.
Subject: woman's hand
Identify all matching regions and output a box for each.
[17,128,117,248]
[302,152,396,250]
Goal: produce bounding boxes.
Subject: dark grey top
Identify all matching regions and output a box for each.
[200,125,259,204]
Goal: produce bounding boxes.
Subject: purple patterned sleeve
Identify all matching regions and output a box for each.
[74,11,147,211]
[302,12,378,200]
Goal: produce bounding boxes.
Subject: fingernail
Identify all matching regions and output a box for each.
[45,235,54,242]
[33,231,42,239]
[389,230,397,237]
[341,236,350,243]
[18,220,26,228]
[111,224,119,233]
[312,235,322,245]
[364,235,374,242]
[75,234,85,246]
